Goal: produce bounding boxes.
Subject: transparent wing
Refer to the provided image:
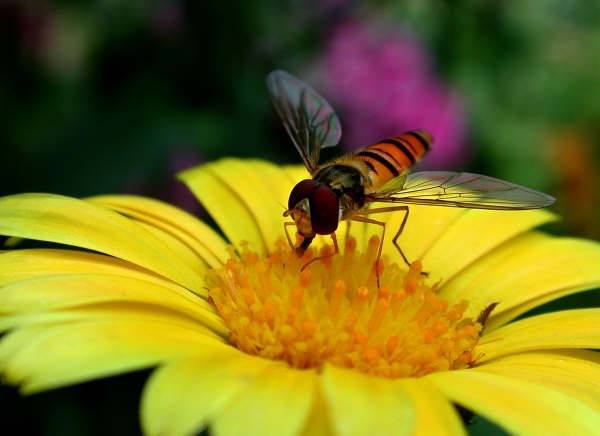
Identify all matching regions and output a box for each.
[378,173,409,194]
[266,70,342,173]
[369,171,555,210]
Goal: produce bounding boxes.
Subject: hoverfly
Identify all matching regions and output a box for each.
[266,70,555,282]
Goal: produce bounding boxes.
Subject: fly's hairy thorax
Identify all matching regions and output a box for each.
[314,162,368,220]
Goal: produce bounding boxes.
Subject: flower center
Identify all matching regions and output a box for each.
[207,236,483,378]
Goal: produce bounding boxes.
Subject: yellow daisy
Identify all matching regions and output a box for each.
[1,158,600,435]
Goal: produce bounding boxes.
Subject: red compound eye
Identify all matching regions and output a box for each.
[288,179,318,209]
[309,185,339,235]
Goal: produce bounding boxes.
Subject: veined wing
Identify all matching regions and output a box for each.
[377,173,409,194]
[266,70,342,174]
[369,171,555,210]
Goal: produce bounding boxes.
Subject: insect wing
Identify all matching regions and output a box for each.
[370,171,555,210]
[266,70,342,173]
[377,173,409,194]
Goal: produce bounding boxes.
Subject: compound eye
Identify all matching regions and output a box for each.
[288,179,318,209]
[309,186,339,235]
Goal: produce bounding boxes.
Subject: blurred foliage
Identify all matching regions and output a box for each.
[3,1,599,235]
[1,1,600,434]
[1,0,323,198]
[384,1,600,186]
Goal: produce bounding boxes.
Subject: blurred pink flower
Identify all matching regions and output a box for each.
[317,21,467,168]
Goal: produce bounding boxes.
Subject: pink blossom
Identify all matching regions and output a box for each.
[318,21,467,168]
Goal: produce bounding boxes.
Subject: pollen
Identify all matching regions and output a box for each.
[207,236,483,378]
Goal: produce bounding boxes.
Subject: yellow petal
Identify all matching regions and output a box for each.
[0,319,228,393]
[376,205,466,263]
[0,194,203,292]
[0,249,182,290]
[423,209,556,285]
[141,348,277,436]
[88,195,228,267]
[428,369,600,435]
[181,160,354,255]
[476,309,600,362]
[300,386,335,436]
[178,161,263,253]
[321,365,414,436]
[129,219,208,275]
[281,164,309,185]
[212,365,316,436]
[320,367,465,436]
[441,232,600,325]
[401,378,466,436]
[179,159,292,254]
[0,303,225,338]
[0,274,226,335]
[475,350,600,412]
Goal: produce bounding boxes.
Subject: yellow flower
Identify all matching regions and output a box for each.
[2,158,600,435]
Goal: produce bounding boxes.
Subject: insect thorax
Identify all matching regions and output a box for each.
[314,164,366,217]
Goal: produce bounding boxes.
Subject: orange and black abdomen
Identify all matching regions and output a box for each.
[355,129,433,187]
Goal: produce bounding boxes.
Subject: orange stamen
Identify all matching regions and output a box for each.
[206,237,484,378]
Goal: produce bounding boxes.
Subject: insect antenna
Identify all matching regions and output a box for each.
[276,199,288,213]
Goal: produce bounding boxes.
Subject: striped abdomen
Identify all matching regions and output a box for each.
[355,130,432,188]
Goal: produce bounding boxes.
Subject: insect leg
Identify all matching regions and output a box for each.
[350,216,385,289]
[360,205,410,215]
[476,302,499,333]
[283,222,297,251]
[391,206,411,268]
[386,207,429,276]
[331,231,339,253]
[300,232,340,272]
[360,205,412,268]
[345,220,352,245]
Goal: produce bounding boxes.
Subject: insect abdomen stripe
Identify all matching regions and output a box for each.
[356,130,433,187]
[406,130,431,151]
[385,130,433,165]
[373,148,404,168]
[361,159,375,173]
[356,150,400,177]
[376,139,416,164]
